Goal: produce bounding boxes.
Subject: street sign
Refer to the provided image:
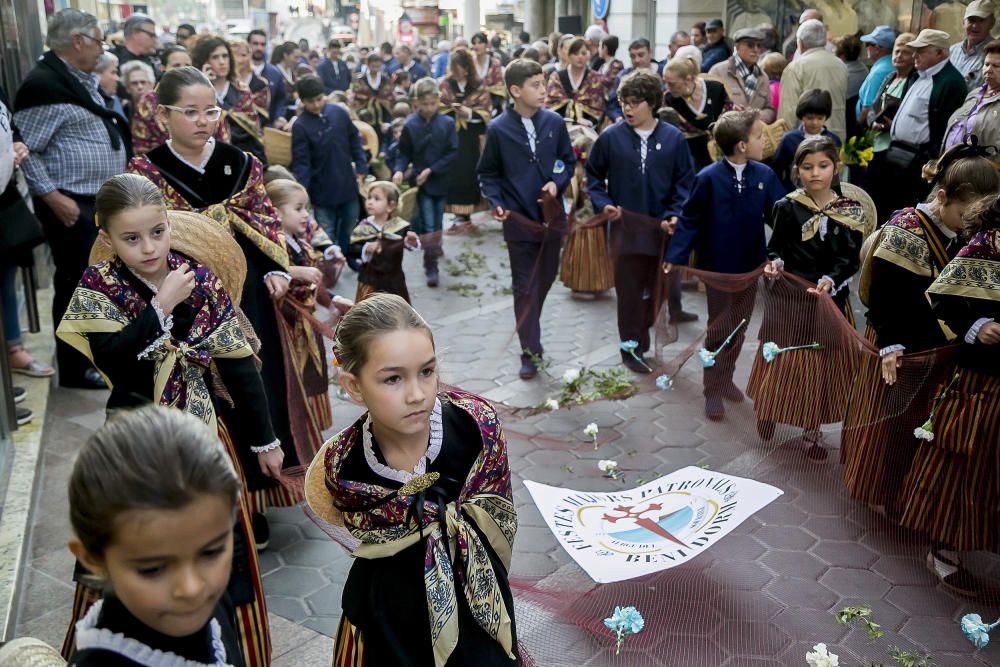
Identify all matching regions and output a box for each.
[592,0,609,20]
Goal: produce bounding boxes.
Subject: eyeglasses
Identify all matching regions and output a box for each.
[77,32,105,46]
[163,105,224,122]
[137,28,159,40]
[620,99,646,109]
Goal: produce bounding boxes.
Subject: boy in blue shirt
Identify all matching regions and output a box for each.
[392,77,459,287]
[770,89,841,191]
[317,39,352,93]
[666,110,786,421]
[291,75,368,252]
[478,58,575,379]
[586,70,697,374]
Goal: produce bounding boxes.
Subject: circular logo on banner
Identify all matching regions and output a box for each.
[592,0,610,20]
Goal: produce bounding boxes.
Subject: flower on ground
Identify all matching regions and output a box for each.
[544,398,560,411]
[805,643,839,667]
[961,613,1000,650]
[597,459,621,480]
[761,341,781,363]
[913,420,935,442]
[697,347,717,367]
[562,368,581,383]
[584,422,600,449]
[603,606,644,655]
[655,374,673,390]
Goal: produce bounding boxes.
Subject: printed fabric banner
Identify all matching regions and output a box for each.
[524,467,784,583]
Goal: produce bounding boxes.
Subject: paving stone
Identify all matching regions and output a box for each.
[885,585,963,618]
[765,577,839,611]
[810,540,879,569]
[819,567,891,599]
[281,538,342,568]
[752,525,817,551]
[263,566,326,598]
[802,516,864,541]
[772,607,848,644]
[265,595,311,623]
[870,555,938,587]
[759,550,828,579]
[705,560,774,591]
[712,620,792,657]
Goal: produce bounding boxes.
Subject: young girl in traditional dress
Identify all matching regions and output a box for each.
[351,52,395,141]
[56,174,278,666]
[265,178,334,458]
[842,146,999,522]
[750,137,866,459]
[899,193,1000,595]
[470,31,508,114]
[348,181,419,303]
[127,66,302,521]
[439,48,491,233]
[189,37,266,163]
[229,39,272,126]
[304,293,519,667]
[545,37,608,128]
[67,406,248,667]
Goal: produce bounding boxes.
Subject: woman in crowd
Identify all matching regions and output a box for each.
[943,39,1000,158]
[94,52,125,120]
[270,41,301,121]
[546,37,608,128]
[439,48,492,233]
[661,54,731,169]
[231,38,272,127]
[598,35,625,82]
[471,31,508,114]
[121,61,155,117]
[127,67,301,523]
[191,36,266,163]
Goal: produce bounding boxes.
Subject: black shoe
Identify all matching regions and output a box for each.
[15,407,32,425]
[426,269,439,287]
[518,356,538,380]
[721,382,745,403]
[669,311,699,324]
[61,368,108,390]
[756,417,776,441]
[705,396,725,421]
[622,354,652,374]
[927,550,980,597]
[251,512,270,552]
[12,386,25,404]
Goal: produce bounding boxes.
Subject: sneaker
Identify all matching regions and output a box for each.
[926,549,979,597]
[251,512,270,552]
[426,268,439,287]
[519,355,538,380]
[13,386,25,404]
[721,382,745,403]
[669,311,699,324]
[16,407,32,425]
[704,396,725,421]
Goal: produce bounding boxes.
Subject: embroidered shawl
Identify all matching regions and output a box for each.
[350,73,394,128]
[56,253,253,433]
[322,390,517,667]
[874,208,951,277]
[128,154,290,270]
[223,85,264,145]
[786,189,868,242]
[478,55,507,99]
[349,216,410,244]
[438,78,492,130]
[545,68,608,126]
[927,228,1000,302]
[131,90,230,155]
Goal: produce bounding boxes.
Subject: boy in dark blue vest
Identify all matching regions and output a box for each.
[666,110,786,421]
[586,70,697,374]
[392,77,459,286]
[477,58,575,379]
[291,75,368,252]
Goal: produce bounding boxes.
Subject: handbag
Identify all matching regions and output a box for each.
[0,171,45,264]
[884,141,924,173]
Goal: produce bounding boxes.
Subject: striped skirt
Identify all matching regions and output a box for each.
[332,615,365,666]
[61,421,272,666]
[560,224,614,293]
[747,345,856,428]
[898,368,1000,552]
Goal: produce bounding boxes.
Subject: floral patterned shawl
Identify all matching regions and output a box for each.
[545,68,608,127]
[131,90,230,155]
[56,253,252,433]
[438,78,492,130]
[927,228,1000,302]
[350,72,394,129]
[477,54,507,99]
[786,189,868,242]
[323,390,517,667]
[128,153,290,270]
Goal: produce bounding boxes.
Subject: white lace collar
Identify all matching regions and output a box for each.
[166,137,215,174]
[284,233,302,253]
[366,71,382,89]
[476,54,490,81]
[75,599,232,667]
[363,397,443,483]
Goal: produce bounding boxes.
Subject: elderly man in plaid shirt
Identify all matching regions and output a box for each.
[14,8,131,389]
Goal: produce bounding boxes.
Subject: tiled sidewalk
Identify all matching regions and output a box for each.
[12,221,1000,665]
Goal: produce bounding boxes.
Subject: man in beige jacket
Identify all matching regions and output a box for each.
[778,19,849,141]
[708,28,776,123]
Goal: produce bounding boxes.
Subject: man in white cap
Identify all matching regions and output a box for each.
[950,0,997,90]
[882,29,967,211]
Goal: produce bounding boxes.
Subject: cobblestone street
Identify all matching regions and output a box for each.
[13,219,1000,665]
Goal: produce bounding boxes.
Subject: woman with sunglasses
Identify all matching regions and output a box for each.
[128,66,304,543]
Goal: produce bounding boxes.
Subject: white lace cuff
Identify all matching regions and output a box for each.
[966,317,995,344]
[263,271,292,284]
[250,439,282,454]
[819,275,847,296]
[405,236,421,251]
[137,297,174,360]
[879,344,905,357]
[323,244,343,261]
